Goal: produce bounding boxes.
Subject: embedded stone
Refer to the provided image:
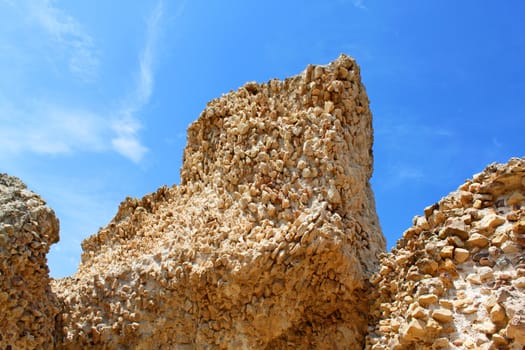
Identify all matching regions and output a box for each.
[507,191,524,206]
[439,219,468,240]
[410,306,428,319]
[440,245,454,259]
[501,241,521,254]
[432,309,453,323]
[506,315,525,344]
[454,248,470,263]
[491,333,508,346]
[513,276,525,289]
[439,299,453,310]
[413,215,430,230]
[492,230,509,245]
[418,294,438,307]
[473,320,497,335]
[478,266,494,282]
[513,219,525,235]
[477,213,505,235]
[490,303,506,323]
[466,233,489,248]
[401,319,427,342]
[432,338,450,349]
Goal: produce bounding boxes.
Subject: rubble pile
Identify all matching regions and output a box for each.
[366,158,525,350]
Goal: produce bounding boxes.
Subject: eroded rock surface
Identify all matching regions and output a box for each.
[0,174,59,349]
[3,55,524,350]
[366,158,525,350]
[53,55,385,349]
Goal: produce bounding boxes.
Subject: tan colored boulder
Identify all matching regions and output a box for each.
[52,55,385,349]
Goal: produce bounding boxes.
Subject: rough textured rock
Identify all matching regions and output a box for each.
[366,157,525,350]
[0,174,60,349]
[2,54,524,350]
[52,54,385,349]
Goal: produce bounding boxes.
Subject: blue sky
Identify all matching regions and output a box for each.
[1,1,523,277]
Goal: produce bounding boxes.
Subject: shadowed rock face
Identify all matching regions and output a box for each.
[366,157,525,350]
[52,54,385,349]
[0,174,59,350]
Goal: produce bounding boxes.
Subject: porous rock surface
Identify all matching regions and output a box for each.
[52,54,385,349]
[0,174,60,349]
[366,158,525,350]
[2,55,524,350]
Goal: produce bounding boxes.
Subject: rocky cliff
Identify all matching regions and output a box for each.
[52,54,385,349]
[0,174,60,349]
[366,158,525,349]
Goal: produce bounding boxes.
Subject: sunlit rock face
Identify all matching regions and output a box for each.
[366,158,525,350]
[4,54,523,350]
[0,174,60,350]
[52,54,385,349]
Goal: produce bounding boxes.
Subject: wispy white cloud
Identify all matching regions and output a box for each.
[0,99,107,157]
[338,0,366,10]
[352,0,366,9]
[23,0,99,82]
[111,117,148,164]
[110,0,164,163]
[0,1,172,164]
[138,2,161,105]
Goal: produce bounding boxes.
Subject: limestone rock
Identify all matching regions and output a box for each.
[507,313,525,345]
[52,54,385,349]
[4,53,523,350]
[401,319,427,342]
[432,308,453,324]
[0,174,60,349]
[454,247,470,263]
[366,158,525,349]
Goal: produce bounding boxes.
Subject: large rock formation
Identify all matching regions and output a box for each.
[52,54,385,349]
[366,158,525,349]
[1,54,524,349]
[0,174,60,349]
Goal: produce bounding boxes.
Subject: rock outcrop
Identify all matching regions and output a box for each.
[366,158,525,349]
[0,174,60,349]
[52,55,385,349]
